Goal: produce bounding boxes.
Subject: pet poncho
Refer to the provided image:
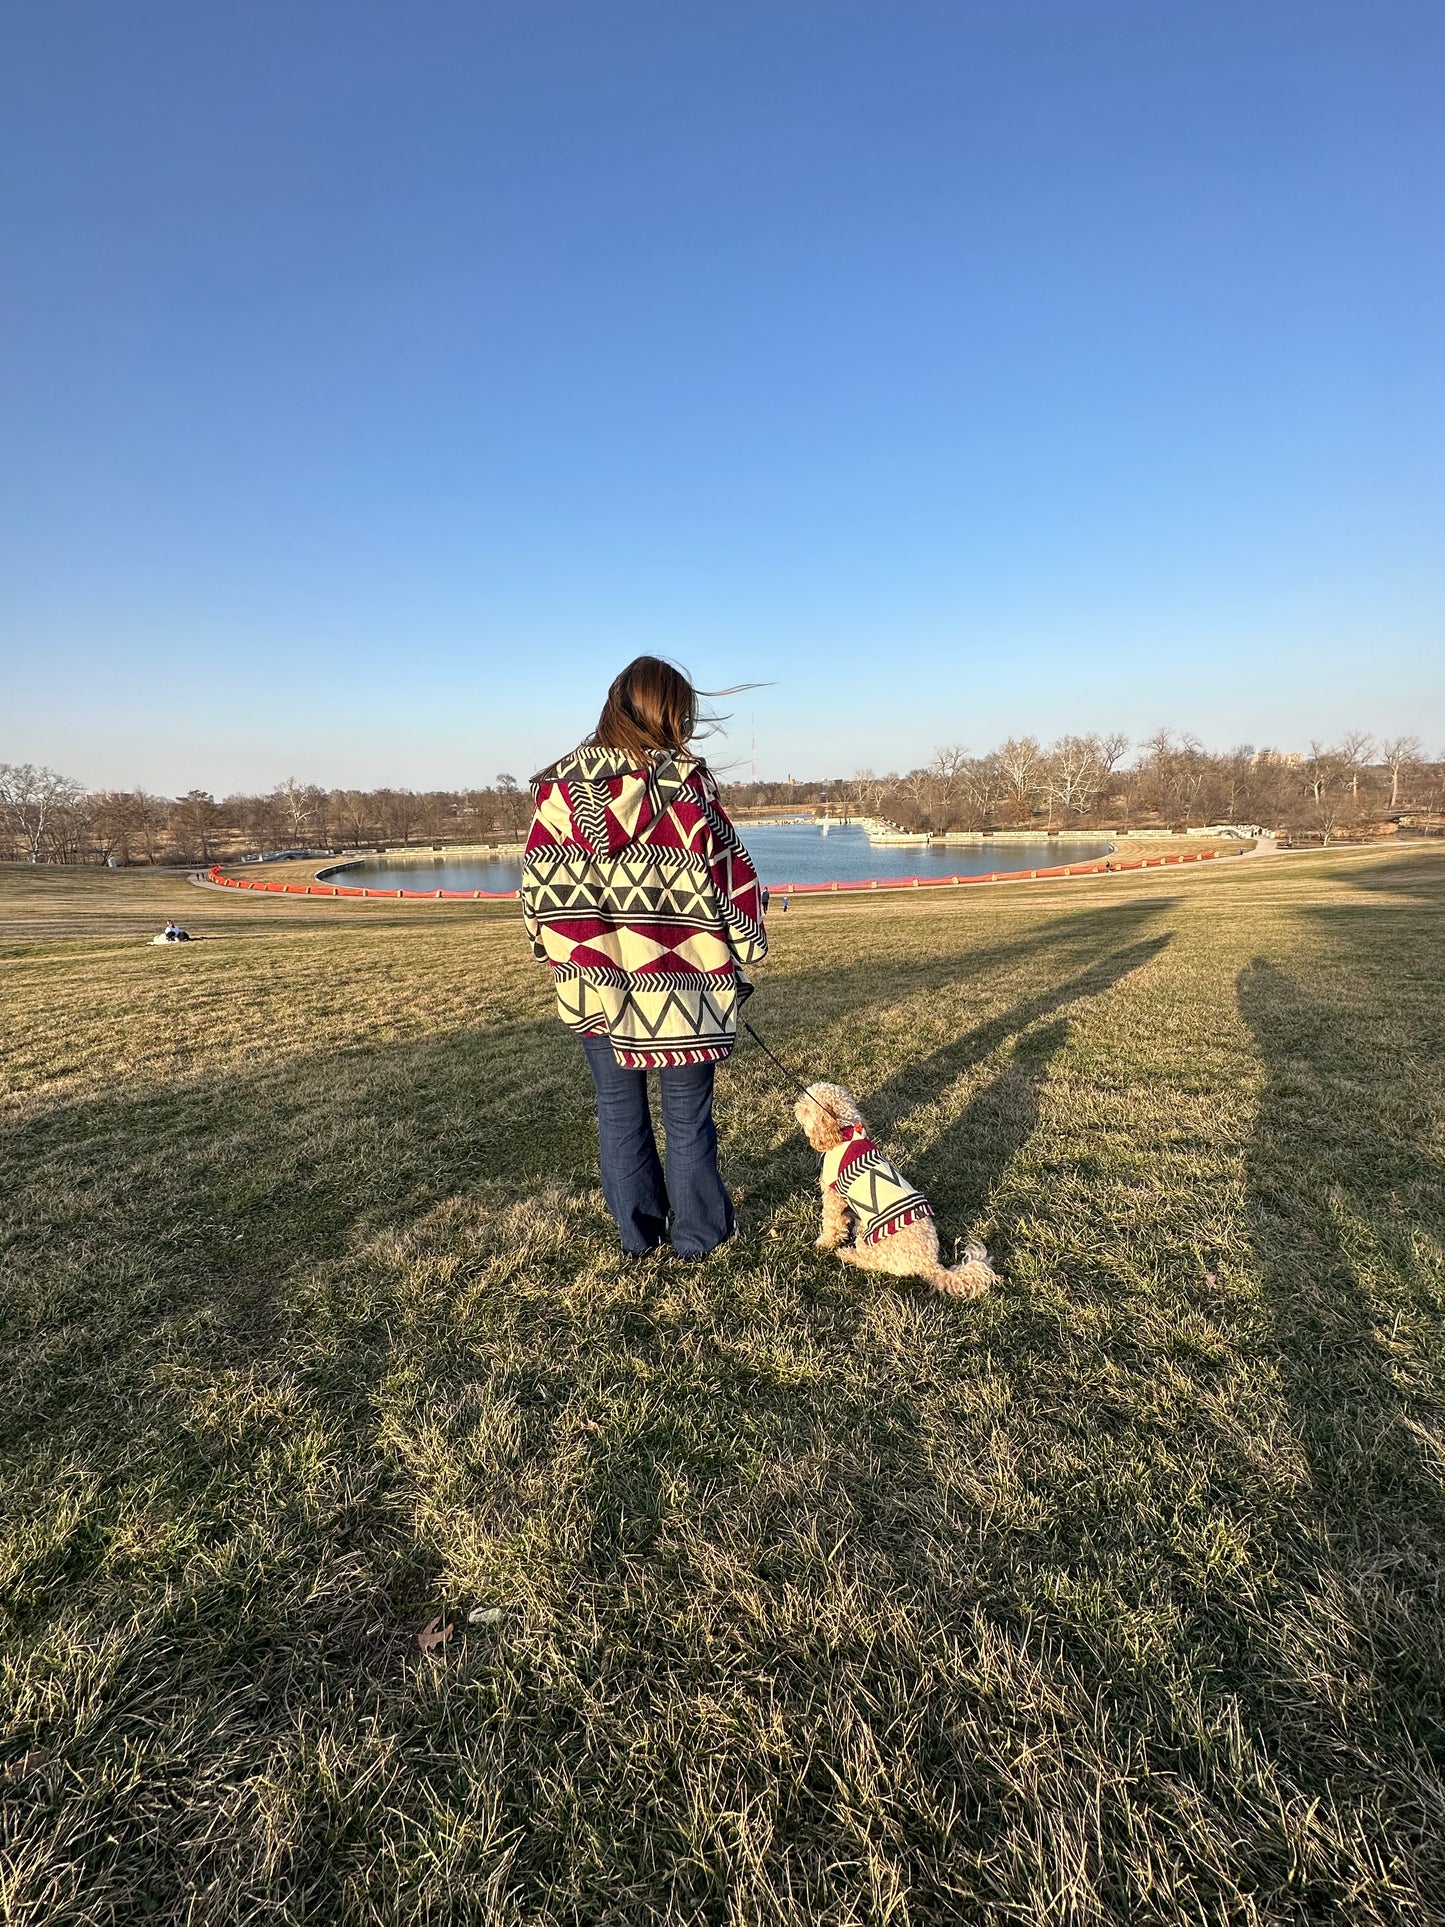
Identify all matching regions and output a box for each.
[821,1128,935,1245]
[521,746,767,1069]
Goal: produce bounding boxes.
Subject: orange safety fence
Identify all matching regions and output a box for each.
[206,846,1234,902]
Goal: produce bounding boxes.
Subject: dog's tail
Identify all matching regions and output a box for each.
[930,1238,997,1300]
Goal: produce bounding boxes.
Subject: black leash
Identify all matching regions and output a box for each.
[742,1019,822,1110]
[743,1018,974,1267]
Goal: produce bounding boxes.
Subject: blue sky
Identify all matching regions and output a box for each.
[3,0,1442,792]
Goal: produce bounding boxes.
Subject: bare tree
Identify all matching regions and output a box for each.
[272,777,327,844]
[928,745,969,830]
[1138,730,1208,824]
[899,767,936,829]
[376,789,423,845]
[331,789,378,847]
[1042,735,1105,822]
[960,754,1005,826]
[1335,731,1375,799]
[460,788,498,839]
[495,774,525,837]
[1312,780,1359,847]
[1380,735,1423,811]
[0,763,84,862]
[130,790,168,865]
[995,737,1043,821]
[1095,732,1130,778]
[1303,742,1342,808]
[87,792,143,865]
[170,791,223,863]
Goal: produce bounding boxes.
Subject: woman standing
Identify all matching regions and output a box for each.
[521,658,768,1258]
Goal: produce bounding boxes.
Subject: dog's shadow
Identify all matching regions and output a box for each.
[910,1016,1072,1235]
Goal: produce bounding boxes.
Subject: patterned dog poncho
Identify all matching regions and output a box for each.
[821,1127,935,1246]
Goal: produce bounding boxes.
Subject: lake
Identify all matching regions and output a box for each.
[340,822,1113,893]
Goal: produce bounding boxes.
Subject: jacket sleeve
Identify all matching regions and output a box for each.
[520,811,549,961]
[521,884,546,960]
[701,797,768,967]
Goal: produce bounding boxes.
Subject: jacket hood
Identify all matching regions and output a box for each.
[530,744,712,857]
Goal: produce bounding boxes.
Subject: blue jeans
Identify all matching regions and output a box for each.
[581,1036,736,1257]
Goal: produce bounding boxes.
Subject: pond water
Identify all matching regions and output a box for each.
[340,822,1113,893]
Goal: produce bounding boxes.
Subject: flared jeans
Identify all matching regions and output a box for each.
[581,1036,736,1257]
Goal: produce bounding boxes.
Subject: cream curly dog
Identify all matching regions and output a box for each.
[794,1082,996,1298]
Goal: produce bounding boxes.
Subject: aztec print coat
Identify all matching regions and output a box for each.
[521,745,768,1069]
[821,1127,935,1246]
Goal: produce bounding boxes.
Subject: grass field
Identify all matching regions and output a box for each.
[3,849,1444,1925]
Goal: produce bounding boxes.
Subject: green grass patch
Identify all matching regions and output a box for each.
[2,850,1444,1923]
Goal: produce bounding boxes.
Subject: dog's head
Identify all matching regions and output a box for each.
[794,1081,864,1152]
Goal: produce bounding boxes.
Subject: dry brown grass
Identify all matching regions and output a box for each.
[2,847,1444,1923]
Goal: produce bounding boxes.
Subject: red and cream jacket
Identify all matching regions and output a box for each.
[521,746,767,1068]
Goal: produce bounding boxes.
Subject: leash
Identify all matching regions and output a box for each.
[742,1016,975,1268]
[741,1019,821,1109]
[741,1018,852,1144]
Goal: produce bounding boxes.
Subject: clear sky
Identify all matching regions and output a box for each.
[3,0,1442,793]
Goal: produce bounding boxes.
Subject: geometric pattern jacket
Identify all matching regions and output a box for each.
[521,745,768,1068]
[820,1127,935,1245]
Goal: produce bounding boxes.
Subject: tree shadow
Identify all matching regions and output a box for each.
[863,931,1173,1133]
[1236,957,1445,1762]
[912,1017,1071,1236]
[1330,846,1445,906]
[752,897,1180,1041]
[0,1014,595,1459]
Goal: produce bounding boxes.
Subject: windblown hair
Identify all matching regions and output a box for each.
[591,657,701,765]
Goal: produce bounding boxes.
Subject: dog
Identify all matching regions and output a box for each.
[794,1082,996,1298]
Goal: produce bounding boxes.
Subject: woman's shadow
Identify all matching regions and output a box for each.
[1237,957,1445,1761]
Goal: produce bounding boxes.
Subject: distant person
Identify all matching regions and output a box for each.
[521,656,767,1259]
[162,921,191,942]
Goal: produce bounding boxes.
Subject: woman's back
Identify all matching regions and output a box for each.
[522,743,766,1068]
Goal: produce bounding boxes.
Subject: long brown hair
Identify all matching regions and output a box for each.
[591,656,701,764]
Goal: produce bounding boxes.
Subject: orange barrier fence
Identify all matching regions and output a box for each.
[206,865,519,899]
[207,846,1238,902]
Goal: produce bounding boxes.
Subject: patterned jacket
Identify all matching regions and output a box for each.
[821,1128,935,1245]
[521,745,768,1068]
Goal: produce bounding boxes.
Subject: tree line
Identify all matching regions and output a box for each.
[2,731,1442,864]
[0,769,533,866]
[723,731,1443,844]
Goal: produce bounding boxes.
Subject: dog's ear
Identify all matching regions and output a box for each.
[807,1102,848,1151]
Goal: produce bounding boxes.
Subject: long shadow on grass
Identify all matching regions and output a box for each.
[1334,846,1445,908]
[731,924,1175,1236]
[750,898,1179,1043]
[910,1017,1071,1240]
[0,1015,595,1458]
[860,932,1172,1134]
[1238,957,1445,1773]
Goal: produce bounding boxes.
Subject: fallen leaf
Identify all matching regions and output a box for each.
[6,1750,50,1779]
[1204,1272,1218,1288]
[468,1605,503,1625]
[416,1615,453,1655]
